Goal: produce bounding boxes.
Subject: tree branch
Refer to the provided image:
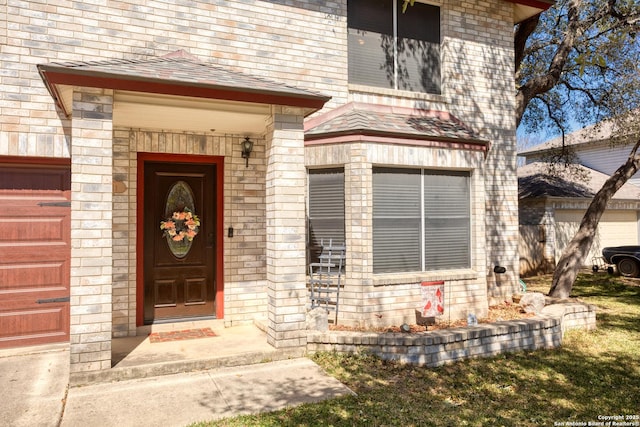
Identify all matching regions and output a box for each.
[560,80,604,107]
[516,0,616,127]
[515,14,540,74]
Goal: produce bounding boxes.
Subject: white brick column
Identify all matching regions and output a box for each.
[69,88,113,373]
[343,145,372,326]
[265,108,307,348]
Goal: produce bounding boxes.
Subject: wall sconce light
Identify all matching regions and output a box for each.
[241,137,253,168]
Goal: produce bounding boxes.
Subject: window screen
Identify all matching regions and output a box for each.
[373,168,471,273]
[347,0,394,89]
[347,0,441,94]
[373,168,421,273]
[396,1,441,93]
[424,171,470,270]
[308,168,345,265]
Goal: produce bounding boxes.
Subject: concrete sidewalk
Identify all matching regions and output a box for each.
[0,346,354,427]
[0,344,69,427]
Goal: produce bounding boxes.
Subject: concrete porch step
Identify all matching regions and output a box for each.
[71,322,304,385]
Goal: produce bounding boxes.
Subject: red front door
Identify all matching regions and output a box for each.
[143,161,217,324]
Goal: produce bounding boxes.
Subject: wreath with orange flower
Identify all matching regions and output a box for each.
[160,208,200,242]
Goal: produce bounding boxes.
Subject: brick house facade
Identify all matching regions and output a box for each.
[0,0,551,373]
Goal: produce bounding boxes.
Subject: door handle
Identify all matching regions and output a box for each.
[37,296,70,303]
[38,201,71,207]
[208,232,215,245]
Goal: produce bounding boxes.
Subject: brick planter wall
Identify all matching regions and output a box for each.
[307,302,596,367]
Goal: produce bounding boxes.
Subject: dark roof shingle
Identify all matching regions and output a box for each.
[305,102,483,143]
[518,162,640,200]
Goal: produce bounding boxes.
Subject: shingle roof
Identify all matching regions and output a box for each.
[518,121,617,156]
[518,162,640,200]
[38,50,330,113]
[305,102,484,144]
[518,111,640,156]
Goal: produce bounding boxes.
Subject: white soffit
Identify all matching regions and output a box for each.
[55,86,271,134]
[113,91,271,134]
[514,4,543,23]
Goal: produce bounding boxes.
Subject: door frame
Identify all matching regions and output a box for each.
[136,152,224,326]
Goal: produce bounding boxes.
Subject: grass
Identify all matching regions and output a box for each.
[191,273,640,427]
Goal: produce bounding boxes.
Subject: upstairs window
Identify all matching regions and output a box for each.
[348,0,441,94]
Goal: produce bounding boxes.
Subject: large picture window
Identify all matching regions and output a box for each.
[373,168,470,273]
[307,168,345,265]
[347,0,441,94]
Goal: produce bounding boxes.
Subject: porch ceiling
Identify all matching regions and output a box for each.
[113,91,271,134]
[38,51,330,135]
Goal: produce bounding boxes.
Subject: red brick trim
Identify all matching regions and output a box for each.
[39,69,328,116]
[305,133,489,153]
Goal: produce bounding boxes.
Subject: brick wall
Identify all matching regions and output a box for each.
[307,302,597,367]
[306,141,489,327]
[0,0,347,158]
[443,2,519,303]
[1,0,347,342]
[338,1,520,305]
[111,129,269,337]
[2,0,522,351]
[265,109,308,348]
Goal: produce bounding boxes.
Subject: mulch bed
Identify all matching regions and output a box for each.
[149,327,217,343]
[329,301,535,333]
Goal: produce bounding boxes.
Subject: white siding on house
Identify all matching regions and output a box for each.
[525,142,640,188]
[576,144,640,187]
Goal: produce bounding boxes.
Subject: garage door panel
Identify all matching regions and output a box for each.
[0,166,70,192]
[0,243,69,261]
[0,163,70,348]
[0,217,67,243]
[0,203,70,250]
[555,209,638,265]
[0,300,69,349]
[0,260,69,292]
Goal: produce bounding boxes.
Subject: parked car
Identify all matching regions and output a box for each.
[602,246,640,278]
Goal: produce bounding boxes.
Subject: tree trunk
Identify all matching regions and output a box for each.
[549,138,640,298]
[514,15,540,74]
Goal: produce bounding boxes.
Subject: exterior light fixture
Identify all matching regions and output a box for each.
[241,137,253,168]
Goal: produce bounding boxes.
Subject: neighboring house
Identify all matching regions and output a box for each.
[518,125,640,276]
[0,0,552,375]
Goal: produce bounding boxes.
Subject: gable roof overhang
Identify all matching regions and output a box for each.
[305,102,489,153]
[518,161,640,201]
[505,0,555,24]
[518,109,640,158]
[38,52,331,135]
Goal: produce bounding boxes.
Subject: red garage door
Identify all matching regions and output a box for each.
[0,160,70,349]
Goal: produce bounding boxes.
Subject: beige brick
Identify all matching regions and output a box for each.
[4,0,521,366]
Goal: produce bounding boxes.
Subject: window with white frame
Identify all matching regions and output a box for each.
[372,167,470,273]
[347,0,441,94]
[307,168,345,265]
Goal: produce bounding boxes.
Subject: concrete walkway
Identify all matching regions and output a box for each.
[0,344,69,427]
[0,345,354,427]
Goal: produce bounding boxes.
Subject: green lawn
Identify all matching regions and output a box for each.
[193,273,640,427]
